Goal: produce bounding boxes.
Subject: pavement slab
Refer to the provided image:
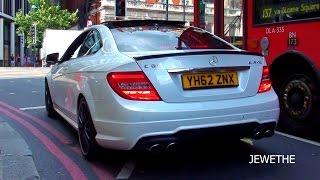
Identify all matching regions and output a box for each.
[0,121,40,180]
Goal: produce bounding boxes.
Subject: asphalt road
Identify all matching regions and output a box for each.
[0,75,320,180]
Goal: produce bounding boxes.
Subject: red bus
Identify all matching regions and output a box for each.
[243,0,320,133]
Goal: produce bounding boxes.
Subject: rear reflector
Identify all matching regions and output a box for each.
[107,71,161,101]
[258,66,272,93]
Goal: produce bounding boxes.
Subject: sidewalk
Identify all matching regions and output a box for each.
[0,67,51,78]
[0,120,40,180]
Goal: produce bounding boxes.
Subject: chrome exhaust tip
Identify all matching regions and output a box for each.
[253,131,263,139]
[148,144,165,153]
[264,129,274,137]
[166,142,178,152]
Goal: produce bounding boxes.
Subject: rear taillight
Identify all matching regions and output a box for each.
[258,66,272,93]
[107,71,161,101]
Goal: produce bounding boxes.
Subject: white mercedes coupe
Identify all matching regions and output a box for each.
[45,20,279,159]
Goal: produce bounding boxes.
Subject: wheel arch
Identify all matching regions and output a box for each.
[75,75,96,117]
[76,92,96,121]
[270,50,320,87]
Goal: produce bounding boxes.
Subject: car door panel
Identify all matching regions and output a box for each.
[59,29,103,123]
[62,57,86,121]
[50,30,91,121]
[51,61,69,110]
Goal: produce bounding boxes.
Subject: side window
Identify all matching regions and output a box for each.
[60,31,89,62]
[91,30,103,54]
[77,30,102,58]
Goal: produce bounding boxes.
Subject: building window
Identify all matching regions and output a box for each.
[3,0,12,15]
[15,0,22,13]
[25,1,30,14]
[231,0,236,9]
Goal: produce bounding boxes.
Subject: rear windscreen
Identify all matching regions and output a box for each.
[254,0,320,25]
[109,26,233,52]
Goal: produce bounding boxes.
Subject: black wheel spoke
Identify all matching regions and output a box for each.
[84,120,90,129]
[84,129,91,140]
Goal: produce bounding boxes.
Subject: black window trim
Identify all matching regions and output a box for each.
[104,20,186,29]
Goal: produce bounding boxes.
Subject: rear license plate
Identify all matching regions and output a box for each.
[181,71,239,90]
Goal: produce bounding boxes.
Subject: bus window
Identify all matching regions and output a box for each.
[254,0,320,25]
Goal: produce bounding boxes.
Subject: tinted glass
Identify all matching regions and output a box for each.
[90,31,102,54]
[77,30,102,57]
[254,0,320,25]
[110,26,233,52]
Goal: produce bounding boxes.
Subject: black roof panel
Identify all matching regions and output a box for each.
[103,20,186,29]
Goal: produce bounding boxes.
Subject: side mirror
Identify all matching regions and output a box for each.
[46,53,59,65]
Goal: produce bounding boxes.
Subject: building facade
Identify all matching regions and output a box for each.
[0,0,28,67]
[60,0,242,36]
[97,0,241,34]
[60,0,95,29]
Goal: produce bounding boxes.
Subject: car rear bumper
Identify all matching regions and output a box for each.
[90,90,279,150]
[133,121,276,151]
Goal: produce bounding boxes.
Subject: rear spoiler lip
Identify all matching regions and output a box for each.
[132,50,263,61]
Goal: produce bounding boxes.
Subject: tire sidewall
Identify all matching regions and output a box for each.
[45,80,56,117]
[77,97,98,159]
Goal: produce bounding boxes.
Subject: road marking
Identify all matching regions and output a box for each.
[0,106,87,180]
[0,74,47,79]
[116,159,136,180]
[19,106,46,111]
[0,101,114,179]
[276,131,320,147]
[9,93,15,95]
[31,91,38,93]
[241,138,254,146]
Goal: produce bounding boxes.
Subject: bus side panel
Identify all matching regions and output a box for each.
[245,1,320,70]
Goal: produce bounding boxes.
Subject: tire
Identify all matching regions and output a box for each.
[277,74,319,134]
[45,80,57,117]
[77,97,99,160]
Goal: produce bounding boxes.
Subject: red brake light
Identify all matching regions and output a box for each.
[107,71,161,101]
[258,66,272,93]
